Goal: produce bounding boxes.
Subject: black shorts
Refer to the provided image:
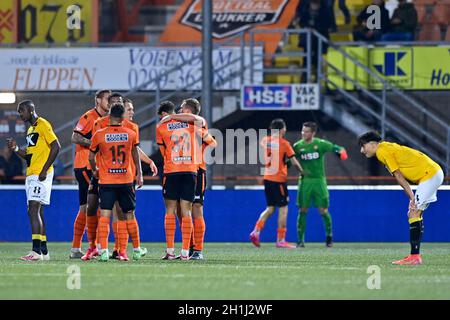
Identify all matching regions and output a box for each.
[264,180,289,207]
[163,173,197,202]
[88,176,99,196]
[193,168,206,205]
[99,185,136,212]
[74,168,93,205]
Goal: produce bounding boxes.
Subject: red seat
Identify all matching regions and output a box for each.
[418,23,442,41]
[430,4,450,25]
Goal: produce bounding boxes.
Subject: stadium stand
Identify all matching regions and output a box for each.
[0,0,449,185]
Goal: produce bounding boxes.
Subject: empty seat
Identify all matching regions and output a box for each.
[418,23,442,41]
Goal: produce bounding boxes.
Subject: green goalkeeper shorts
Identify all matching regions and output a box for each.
[296,178,330,208]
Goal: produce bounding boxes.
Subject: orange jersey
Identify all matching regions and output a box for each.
[90,125,138,186]
[94,116,140,175]
[156,119,214,174]
[261,135,295,183]
[73,108,102,169]
[93,116,140,144]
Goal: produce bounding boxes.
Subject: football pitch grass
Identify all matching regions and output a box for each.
[1,242,450,300]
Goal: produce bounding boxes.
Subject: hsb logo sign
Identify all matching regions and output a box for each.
[242,84,319,110]
[243,86,291,108]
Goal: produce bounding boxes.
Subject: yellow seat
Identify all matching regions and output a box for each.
[276,75,294,83]
[274,56,290,68]
[264,74,277,83]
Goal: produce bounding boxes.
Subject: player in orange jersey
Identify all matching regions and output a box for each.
[250,119,303,248]
[94,98,158,260]
[89,103,144,262]
[70,89,111,259]
[162,98,210,260]
[156,102,216,260]
[157,101,206,245]
[158,101,209,258]
[80,92,123,261]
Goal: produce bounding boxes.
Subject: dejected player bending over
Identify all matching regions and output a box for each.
[359,131,444,265]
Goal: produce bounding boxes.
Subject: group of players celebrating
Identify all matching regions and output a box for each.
[69,91,216,261]
[6,91,445,265]
[8,90,215,262]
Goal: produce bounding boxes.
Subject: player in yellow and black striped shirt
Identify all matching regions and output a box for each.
[7,100,60,261]
[359,131,444,266]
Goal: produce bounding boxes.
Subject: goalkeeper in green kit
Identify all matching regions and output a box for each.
[292,122,348,247]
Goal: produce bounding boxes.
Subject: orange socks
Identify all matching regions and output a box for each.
[181,216,193,251]
[117,221,128,254]
[97,216,110,250]
[112,221,118,251]
[277,228,286,242]
[189,218,196,249]
[126,219,140,249]
[86,215,98,248]
[193,217,206,251]
[72,211,86,249]
[165,214,176,249]
[255,219,265,232]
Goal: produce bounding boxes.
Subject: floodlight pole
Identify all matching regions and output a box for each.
[202,0,213,189]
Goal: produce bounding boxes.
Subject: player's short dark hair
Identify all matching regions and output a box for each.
[175,106,182,114]
[18,100,35,110]
[182,98,201,115]
[123,97,133,105]
[110,103,125,118]
[302,122,317,132]
[108,92,123,104]
[95,89,111,100]
[358,131,382,146]
[157,100,175,115]
[269,118,286,130]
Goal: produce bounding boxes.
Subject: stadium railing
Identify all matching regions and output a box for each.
[245,28,450,173]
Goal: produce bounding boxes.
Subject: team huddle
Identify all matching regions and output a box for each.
[8,92,216,262]
[6,93,444,265]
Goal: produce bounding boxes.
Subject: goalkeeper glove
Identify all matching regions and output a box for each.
[338,149,348,160]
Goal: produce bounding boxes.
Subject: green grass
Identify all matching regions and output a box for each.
[1,242,450,299]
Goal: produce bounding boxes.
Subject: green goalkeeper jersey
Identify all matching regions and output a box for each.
[293,138,344,180]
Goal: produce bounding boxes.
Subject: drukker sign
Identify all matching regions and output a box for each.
[180,0,289,38]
